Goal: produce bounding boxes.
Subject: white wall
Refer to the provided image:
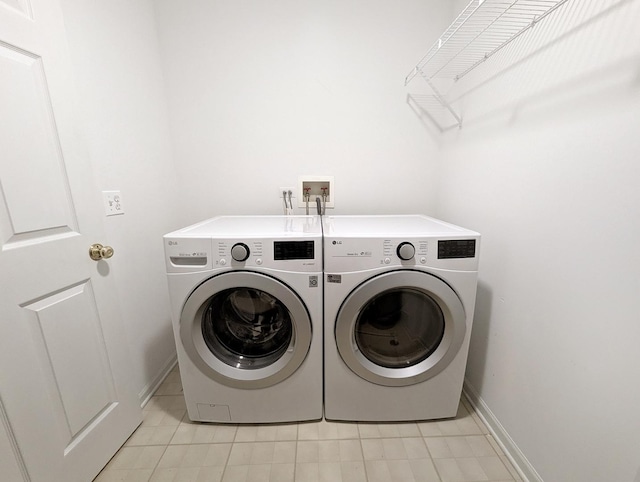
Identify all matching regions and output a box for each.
[436,1,640,481]
[53,1,640,480]
[152,0,453,224]
[54,0,456,408]
[59,0,181,402]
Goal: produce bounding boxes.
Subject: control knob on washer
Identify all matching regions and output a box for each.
[231,243,250,262]
[397,242,415,261]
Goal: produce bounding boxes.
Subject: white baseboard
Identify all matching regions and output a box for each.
[463,379,543,482]
[138,354,178,408]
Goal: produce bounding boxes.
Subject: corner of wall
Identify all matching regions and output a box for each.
[138,354,177,408]
[463,379,542,482]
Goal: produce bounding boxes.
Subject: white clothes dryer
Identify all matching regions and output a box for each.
[164,216,323,423]
[323,215,480,422]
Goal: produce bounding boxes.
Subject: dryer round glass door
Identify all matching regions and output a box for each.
[180,271,312,389]
[335,271,466,387]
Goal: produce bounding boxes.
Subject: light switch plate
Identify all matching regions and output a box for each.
[102,190,124,216]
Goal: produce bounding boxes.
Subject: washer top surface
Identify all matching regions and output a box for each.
[323,215,478,238]
[167,215,322,238]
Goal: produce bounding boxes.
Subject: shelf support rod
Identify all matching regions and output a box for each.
[423,77,462,128]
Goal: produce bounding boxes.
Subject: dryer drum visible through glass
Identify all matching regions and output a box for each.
[335,270,466,387]
[355,288,445,369]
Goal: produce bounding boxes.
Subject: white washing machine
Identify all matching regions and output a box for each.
[164,215,323,423]
[323,215,480,422]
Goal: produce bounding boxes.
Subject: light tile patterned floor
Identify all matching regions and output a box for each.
[95,366,522,482]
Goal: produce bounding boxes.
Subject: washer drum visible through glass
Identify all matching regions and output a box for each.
[180,271,312,389]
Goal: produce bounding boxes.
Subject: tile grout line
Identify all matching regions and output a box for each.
[357,436,369,482]
[147,443,170,481]
[422,436,444,482]
[216,437,234,482]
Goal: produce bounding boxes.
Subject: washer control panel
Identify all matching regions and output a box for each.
[164,236,212,273]
[214,238,319,272]
[165,236,321,273]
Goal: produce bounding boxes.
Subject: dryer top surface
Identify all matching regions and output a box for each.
[323,215,479,238]
[166,215,322,239]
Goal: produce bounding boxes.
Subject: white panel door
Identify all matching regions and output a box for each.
[0,1,142,481]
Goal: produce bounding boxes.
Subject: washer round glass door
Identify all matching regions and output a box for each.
[335,271,466,387]
[180,271,312,389]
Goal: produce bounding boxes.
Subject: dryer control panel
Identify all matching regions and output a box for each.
[324,236,479,272]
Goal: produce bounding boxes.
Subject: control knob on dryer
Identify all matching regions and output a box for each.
[231,243,250,262]
[397,242,415,261]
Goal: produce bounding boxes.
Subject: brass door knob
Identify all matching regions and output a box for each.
[89,243,114,261]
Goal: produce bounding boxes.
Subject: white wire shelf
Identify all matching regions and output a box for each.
[405,0,571,85]
[405,0,571,128]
